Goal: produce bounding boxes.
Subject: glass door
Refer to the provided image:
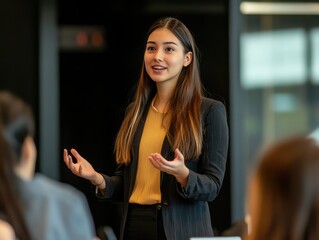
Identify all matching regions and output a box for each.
[229,0,319,222]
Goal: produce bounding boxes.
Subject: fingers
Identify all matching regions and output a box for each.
[149,153,162,163]
[64,148,78,171]
[149,149,186,177]
[63,149,68,163]
[70,148,81,159]
[63,149,72,168]
[149,153,170,169]
[149,152,160,160]
[148,154,161,168]
[174,148,184,160]
[78,165,82,176]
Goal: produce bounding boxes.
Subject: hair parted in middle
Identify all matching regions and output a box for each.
[114,17,205,165]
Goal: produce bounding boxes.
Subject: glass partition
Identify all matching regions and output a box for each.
[230,0,319,221]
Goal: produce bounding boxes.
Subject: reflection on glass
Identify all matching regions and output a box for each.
[272,93,297,113]
[311,28,319,84]
[231,3,319,222]
[240,2,319,15]
[240,29,307,89]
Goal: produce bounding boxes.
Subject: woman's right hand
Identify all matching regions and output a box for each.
[63,148,102,185]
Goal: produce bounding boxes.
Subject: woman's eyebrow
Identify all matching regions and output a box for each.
[146,41,178,46]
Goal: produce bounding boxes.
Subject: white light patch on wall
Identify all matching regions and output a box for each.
[311,28,319,84]
[240,29,307,89]
[240,2,319,15]
[309,128,319,144]
[272,93,297,113]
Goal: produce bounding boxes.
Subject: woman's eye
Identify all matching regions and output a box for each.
[166,47,174,52]
[147,46,155,51]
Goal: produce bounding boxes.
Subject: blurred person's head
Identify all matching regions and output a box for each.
[0,90,36,179]
[0,90,34,240]
[247,136,319,240]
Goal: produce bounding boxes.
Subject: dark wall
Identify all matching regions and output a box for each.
[0,0,39,166]
[0,1,39,117]
[58,1,230,237]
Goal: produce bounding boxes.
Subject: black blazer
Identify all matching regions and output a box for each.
[99,97,229,240]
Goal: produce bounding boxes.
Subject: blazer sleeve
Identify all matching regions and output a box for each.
[94,164,125,202]
[177,99,229,201]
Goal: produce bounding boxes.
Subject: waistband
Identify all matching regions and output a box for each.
[129,203,163,210]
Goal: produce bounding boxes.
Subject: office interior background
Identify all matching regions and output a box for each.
[1,0,319,237]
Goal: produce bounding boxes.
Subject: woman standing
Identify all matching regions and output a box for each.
[64,16,229,240]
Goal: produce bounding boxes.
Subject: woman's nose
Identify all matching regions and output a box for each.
[154,50,163,62]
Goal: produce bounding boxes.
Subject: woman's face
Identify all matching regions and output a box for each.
[144,28,192,86]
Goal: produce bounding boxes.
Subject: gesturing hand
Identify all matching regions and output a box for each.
[148,148,189,187]
[63,148,97,182]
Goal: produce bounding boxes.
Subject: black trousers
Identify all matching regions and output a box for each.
[124,203,167,240]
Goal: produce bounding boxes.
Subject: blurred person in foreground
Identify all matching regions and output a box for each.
[246,135,319,240]
[0,90,97,240]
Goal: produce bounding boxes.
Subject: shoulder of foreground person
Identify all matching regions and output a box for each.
[32,173,85,196]
[19,173,96,239]
[19,173,94,215]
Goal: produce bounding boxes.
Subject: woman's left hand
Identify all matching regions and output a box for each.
[148,148,189,187]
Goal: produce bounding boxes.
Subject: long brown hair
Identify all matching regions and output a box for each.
[247,136,319,240]
[0,90,33,240]
[114,17,204,165]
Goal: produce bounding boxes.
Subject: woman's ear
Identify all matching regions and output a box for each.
[16,136,37,180]
[0,219,16,240]
[183,52,193,67]
[21,136,37,162]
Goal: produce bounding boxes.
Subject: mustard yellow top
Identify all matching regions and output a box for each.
[129,104,167,204]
